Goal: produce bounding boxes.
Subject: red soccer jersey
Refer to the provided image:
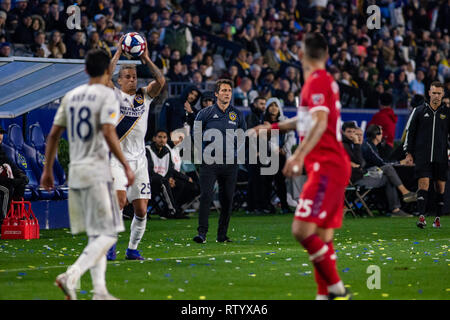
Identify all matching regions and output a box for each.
[297,69,350,184]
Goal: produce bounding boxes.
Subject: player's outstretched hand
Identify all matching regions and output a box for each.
[283,155,304,178]
[116,34,125,54]
[40,169,54,191]
[124,164,135,187]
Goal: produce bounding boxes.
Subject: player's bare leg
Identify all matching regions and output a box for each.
[292,220,349,300]
[106,190,128,261]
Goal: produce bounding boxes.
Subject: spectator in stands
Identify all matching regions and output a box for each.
[0,0,11,17]
[31,30,50,57]
[0,9,7,38]
[147,30,162,62]
[46,1,63,32]
[0,40,10,57]
[155,44,171,76]
[13,12,33,44]
[260,97,295,214]
[233,77,256,107]
[264,35,284,74]
[163,11,192,58]
[249,64,262,90]
[0,125,29,221]
[342,122,414,217]
[409,69,426,96]
[31,14,45,33]
[202,52,216,80]
[47,30,65,58]
[162,84,201,133]
[87,30,111,57]
[10,0,29,20]
[233,48,251,78]
[199,91,215,109]
[65,30,87,59]
[274,78,291,104]
[368,93,398,159]
[223,64,241,88]
[167,59,189,82]
[392,70,409,108]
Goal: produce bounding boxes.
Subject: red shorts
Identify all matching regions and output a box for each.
[294,171,347,229]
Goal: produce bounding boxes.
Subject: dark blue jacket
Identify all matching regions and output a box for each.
[361,140,386,168]
[193,103,247,163]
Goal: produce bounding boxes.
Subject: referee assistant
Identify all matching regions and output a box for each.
[192,79,247,243]
[404,81,450,228]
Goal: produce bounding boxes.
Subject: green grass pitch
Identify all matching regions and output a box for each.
[0,212,449,300]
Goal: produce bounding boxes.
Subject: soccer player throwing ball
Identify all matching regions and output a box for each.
[252,33,352,300]
[107,35,165,260]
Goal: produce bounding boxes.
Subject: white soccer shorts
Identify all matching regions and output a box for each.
[111,158,151,202]
[68,181,124,236]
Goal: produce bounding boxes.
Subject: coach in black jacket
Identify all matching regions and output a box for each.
[404,81,450,221]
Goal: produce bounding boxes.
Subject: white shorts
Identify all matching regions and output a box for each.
[111,158,151,202]
[68,182,124,236]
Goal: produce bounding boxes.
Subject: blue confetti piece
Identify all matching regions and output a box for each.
[80,290,87,295]
[190,264,196,267]
[342,268,350,273]
[205,264,211,266]
[18,272,26,276]
[434,260,439,263]
[418,290,423,294]
[155,258,161,261]
[164,273,171,277]
[413,242,419,244]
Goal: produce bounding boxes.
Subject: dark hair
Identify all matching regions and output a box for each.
[430,81,444,89]
[154,129,168,137]
[410,94,425,108]
[379,92,393,107]
[304,32,328,60]
[214,78,233,93]
[342,121,357,131]
[85,49,110,77]
[366,124,382,140]
[253,96,266,104]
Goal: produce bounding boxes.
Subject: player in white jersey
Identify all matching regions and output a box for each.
[107,36,165,260]
[40,49,135,300]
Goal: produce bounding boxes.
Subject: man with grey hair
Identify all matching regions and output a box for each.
[264,35,282,73]
[106,35,165,261]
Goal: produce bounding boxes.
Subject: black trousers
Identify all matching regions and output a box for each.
[197,163,238,238]
[261,154,289,210]
[0,177,26,219]
[246,163,265,211]
[172,176,200,208]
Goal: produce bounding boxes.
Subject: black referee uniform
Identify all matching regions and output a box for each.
[192,103,247,243]
[404,101,450,216]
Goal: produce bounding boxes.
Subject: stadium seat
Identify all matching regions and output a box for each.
[5,124,55,200]
[27,123,68,199]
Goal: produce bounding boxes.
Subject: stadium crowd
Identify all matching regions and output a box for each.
[0,0,449,109]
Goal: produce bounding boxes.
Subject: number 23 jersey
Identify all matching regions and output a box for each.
[53,84,120,189]
[297,69,350,183]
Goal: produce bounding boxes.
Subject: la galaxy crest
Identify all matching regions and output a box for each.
[134,94,144,105]
[229,111,237,121]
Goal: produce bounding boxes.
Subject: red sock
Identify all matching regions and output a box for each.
[314,268,328,295]
[301,234,341,286]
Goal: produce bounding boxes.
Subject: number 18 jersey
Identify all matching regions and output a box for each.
[53,84,120,189]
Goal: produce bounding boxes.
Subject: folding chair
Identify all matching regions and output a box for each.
[344,181,374,217]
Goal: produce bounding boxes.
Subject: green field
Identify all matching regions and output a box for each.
[0,212,449,300]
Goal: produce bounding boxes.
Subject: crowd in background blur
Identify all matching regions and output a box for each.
[0,0,449,109]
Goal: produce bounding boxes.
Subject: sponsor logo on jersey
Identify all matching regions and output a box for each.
[229,111,237,121]
[312,93,325,105]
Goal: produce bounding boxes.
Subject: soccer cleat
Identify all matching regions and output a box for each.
[193,234,206,244]
[125,248,145,260]
[92,292,120,300]
[216,236,232,243]
[328,288,352,300]
[432,217,441,228]
[416,215,426,229]
[106,244,116,261]
[55,272,77,300]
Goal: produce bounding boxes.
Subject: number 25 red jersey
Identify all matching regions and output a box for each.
[297,69,350,184]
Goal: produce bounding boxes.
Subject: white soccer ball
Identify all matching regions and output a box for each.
[121,32,146,57]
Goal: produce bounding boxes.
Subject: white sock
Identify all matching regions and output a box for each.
[316,294,328,300]
[71,235,117,277]
[128,214,147,250]
[327,281,346,295]
[89,255,108,296]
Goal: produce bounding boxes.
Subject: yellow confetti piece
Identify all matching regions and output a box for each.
[167,295,172,299]
[380,248,384,250]
[58,254,64,257]
[28,266,35,269]
[0,270,5,272]
[372,233,378,235]
[199,296,206,300]
[408,284,412,287]
[354,292,359,296]
[382,293,389,298]
[345,284,351,288]
[241,257,247,260]
[287,293,292,296]
[62,248,67,251]
[446,288,450,292]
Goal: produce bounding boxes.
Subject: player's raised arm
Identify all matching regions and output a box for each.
[139,39,165,98]
[108,34,125,88]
